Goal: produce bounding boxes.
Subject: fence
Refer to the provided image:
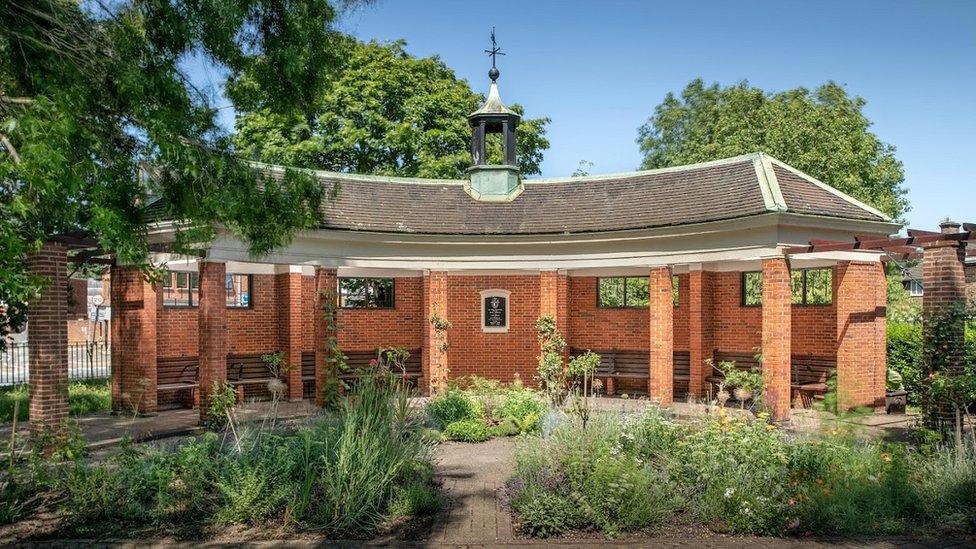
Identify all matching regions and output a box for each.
[0,342,111,386]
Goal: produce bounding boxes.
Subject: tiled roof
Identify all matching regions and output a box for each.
[148,153,890,235]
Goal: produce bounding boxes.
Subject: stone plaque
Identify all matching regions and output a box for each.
[484,295,507,328]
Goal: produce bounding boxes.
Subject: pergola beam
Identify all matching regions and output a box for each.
[784,228,973,255]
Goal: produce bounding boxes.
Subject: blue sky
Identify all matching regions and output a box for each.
[207,0,975,229]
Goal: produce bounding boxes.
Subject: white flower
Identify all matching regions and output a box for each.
[724,487,735,499]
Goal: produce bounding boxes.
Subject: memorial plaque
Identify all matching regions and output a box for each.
[484,295,507,328]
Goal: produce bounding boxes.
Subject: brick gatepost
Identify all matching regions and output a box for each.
[110,265,158,414]
[275,268,305,401]
[761,258,792,420]
[921,220,969,427]
[688,268,714,398]
[423,270,449,395]
[539,269,569,346]
[313,267,338,407]
[648,266,674,404]
[197,261,227,422]
[26,242,70,432]
[835,261,887,410]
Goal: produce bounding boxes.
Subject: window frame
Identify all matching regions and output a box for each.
[906,279,923,297]
[741,271,763,307]
[225,273,253,309]
[596,276,649,308]
[792,267,833,306]
[337,277,396,309]
[162,270,198,308]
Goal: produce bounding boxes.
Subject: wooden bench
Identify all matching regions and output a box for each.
[570,349,690,397]
[340,349,423,384]
[157,356,198,409]
[706,350,836,408]
[706,351,761,385]
[301,351,315,400]
[226,353,281,401]
[791,354,836,408]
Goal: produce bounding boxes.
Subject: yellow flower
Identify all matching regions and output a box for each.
[881,453,892,463]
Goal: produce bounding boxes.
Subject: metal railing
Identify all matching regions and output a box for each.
[0,342,111,386]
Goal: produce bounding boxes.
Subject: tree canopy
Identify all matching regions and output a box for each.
[233,40,550,178]
[637,79,908,219]
[0,0,350,342]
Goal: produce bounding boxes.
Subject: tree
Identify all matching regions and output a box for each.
[637,79,908,219]
[0,0,351,344]
[233,40,550,178]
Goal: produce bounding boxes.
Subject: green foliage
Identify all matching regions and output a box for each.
[205,381,238,430]
[718,361,765,395]
[443,419,491,443]
[510,407,976,538]
[887,271,922,323]
[234,40,549,178]
[536,316,569,405]
[637,79,907,219]
[888,318,976,408]
[426,389,480,429]
[0,0,344,342]
[47,375,437,534]
[508,416,673,538]
[498,389,546,434]
[0,380,111,423]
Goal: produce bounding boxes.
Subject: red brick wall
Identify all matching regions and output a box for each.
[111,265,157,414]
[446,275,541,385]
[27,243,70,429]
[568,277,648,351]
[761,258,792,420]
[337,277,424,351]
[836,261,887,410]
[711,271,762,353]
[156,273,284,358]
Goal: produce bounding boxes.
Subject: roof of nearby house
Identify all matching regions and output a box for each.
[148,152,891,236]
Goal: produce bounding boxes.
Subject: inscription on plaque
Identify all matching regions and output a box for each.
[484,295,507,328]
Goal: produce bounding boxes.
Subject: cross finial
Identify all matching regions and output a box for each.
[484,27,504,81]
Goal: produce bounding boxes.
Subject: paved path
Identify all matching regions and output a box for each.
[427,437,515,544]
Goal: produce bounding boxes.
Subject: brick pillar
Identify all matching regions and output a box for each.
[761,258,791,421]
[539,269,569,341]
[313,267,338,407]
[921,220,969,427]
[649,266,674,404]
[197,261,227,422]
[276,268,305,401]
[688,268,714,398]
[835,261,887,410]
[26,242,70,432]
[423,270,449,395]
[110,265,158,414]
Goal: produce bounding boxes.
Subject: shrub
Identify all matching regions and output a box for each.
[508,487,582,538]
[498,389,546,434]
[509,416,674,538]
[427,390,480,429]
[887,321,976,403]
[443,419,491,443]
[49,375,437,536]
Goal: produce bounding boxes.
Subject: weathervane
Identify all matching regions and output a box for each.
[484,27,504,82]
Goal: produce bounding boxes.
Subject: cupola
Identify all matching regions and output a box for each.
[466,29,522,201]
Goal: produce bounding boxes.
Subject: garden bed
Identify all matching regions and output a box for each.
[505,407,976,540]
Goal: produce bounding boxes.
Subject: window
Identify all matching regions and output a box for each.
[791,268,832,305]
[672,275,680,307]
[597,277,649,307]
[338,278,394,308]
[225,274,252,308]
[162,271,198,307]
[906,279,923,297]
[741,271,762,306]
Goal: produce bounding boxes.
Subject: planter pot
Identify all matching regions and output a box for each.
[885,390,908,415]
[733,388,753,402]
